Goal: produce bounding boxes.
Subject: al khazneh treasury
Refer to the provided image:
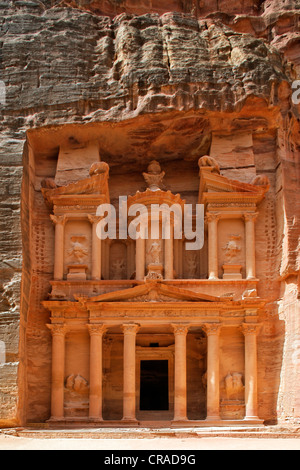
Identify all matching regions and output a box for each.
[40,152,269,426]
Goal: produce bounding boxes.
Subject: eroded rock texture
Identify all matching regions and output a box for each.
[0,0,299,426]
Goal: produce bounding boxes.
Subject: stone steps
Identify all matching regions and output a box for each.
[2,425,300,441]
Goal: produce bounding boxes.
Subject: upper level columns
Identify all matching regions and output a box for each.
[88,215,102,281]
[50,215,66,281]
[244,213,258,280]
[206,213,220,280]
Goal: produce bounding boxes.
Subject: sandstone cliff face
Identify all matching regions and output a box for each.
[0,0,299,426]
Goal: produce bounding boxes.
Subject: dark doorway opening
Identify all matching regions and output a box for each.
[140,360,169,411]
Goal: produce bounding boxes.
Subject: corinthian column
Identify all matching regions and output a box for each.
[47,323,67,421]
[50,215,66,280]
[172,324,189,422]
[242,323,261,421]
[88,215,102,280]
[244,213,258,280]
[122,324,140,422]
[206,213,220,280]
[87,324,106,421]
[203,323,221,421]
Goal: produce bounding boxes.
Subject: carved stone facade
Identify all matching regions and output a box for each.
[39,149,270,426]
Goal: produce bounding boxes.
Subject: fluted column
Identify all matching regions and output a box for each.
[244,213,258,280]
[122,324,140,422]
[87,324,106,421]
[242,323,261,421]
[204,323,221,421]
[47,324,67,421]
[206,213,220,280]
[172,324,189,422]
[88,215,102,280]
[50,215,66,280]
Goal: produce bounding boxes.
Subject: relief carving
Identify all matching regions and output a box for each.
[67,236,88,263]
[223,235,242,261]
[65,374,89,393]
[223,372,244,401]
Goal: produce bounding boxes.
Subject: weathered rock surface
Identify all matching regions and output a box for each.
[0,0,299,426]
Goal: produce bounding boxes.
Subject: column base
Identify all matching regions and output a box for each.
[244,416,264,424]
[121,418,139,425]
[89,417,104,423]
[205,416,221,422]
[46,416,65,423]
[171,418,189,426]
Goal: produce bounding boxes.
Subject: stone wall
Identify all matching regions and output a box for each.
[0,0,299,426]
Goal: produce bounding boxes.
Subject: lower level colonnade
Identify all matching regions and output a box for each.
[47,321,263,426]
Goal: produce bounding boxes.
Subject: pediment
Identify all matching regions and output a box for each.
[199,168,269,205]
[42,171,110,207]
[75,282,222,304]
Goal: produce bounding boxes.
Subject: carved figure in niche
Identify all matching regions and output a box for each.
[65,374,89,393]
[223,235,241,261]
[111,259,126,280]
[67,236,88,263]
[186,253,198,278]
[224,372,244,400]
[147,242,161,265]
[143,160,165,191]
[198,155,220,174]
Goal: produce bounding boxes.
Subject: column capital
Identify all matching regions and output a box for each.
[244,212,258,223]
[122,323,140,335]
[88,214,103,225]
[171,324,189,336]
[203,322,221,336]
[87,323,107,337]
[241,323,261,336]
[50,214,66,226]
[206,212,221,223]
[47,323,68,337]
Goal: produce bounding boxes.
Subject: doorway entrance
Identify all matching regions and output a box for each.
[140,360,169,411]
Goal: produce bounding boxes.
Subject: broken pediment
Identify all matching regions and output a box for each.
[198,156,269,206]
[41,162,110,208]
[75,281,223,304]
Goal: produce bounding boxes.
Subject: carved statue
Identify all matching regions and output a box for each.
[186,254,198,278]
[67,236,88,263]
[41,178,57,189]
[198,155,220,174]
[111,259,125,280]
[251,174,270,188]
[89,161,109,177]
[65,374,89,393]
[224,372,244,400]
[147,241,161,265]
[143,160,165,191]
[223,235,241,261]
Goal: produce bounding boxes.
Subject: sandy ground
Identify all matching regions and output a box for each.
[0,434,300,450]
